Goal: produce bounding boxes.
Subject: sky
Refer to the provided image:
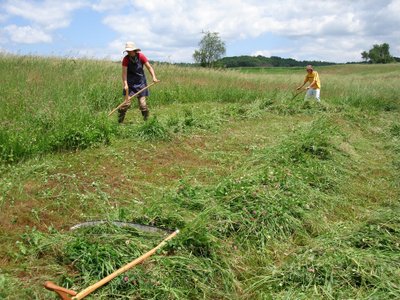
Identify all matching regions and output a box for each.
[0,0,399,64]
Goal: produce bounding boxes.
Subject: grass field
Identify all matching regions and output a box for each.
[0,55,399,299]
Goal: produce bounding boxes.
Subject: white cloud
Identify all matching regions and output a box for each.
[0,0,89,47]
[253,50,272,57]
[91,0,130,12]
[0,13,9,23]
[100,0,398,62]
[4,25,52,43]
[0,0,399,62]
[2,0,87,30]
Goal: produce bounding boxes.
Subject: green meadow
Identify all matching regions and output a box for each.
[0,55,399,299]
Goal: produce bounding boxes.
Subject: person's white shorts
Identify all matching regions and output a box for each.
[305,88,320,102]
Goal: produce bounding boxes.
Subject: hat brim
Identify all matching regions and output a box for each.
[125,48,140,51]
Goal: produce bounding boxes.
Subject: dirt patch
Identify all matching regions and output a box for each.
[134,136,221,184]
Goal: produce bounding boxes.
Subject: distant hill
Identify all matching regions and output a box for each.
[217,55,337,68]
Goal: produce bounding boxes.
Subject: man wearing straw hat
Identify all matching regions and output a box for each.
[296,65,321,102]
[118,41,160,123]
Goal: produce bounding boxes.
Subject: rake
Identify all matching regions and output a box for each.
[44,229,179,300]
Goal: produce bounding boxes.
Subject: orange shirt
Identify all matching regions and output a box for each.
[304,71,321,89]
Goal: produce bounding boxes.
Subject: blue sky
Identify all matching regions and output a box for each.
[1,0,399,63]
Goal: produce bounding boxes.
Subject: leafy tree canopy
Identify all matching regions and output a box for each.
[361,43,394,64]
[193,31,226,67]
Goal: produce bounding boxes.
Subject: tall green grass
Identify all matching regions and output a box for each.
[1,55,398,163]
[0,55,119,162]
[1,55,399,299]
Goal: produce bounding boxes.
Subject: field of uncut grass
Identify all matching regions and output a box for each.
[0,55,399,299]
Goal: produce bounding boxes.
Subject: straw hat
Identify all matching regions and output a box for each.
[124,41,140,52]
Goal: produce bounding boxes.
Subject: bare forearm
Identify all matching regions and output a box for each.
[149,68,156,80]
[145,62,159,82]
[122,67,128,89]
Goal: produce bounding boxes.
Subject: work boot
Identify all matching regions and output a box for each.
[118,109,126,123]
[141,110,149,121]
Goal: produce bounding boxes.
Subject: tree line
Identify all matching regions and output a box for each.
[192,31,398,68]
[192,31,335,68]
[216,55,336,68]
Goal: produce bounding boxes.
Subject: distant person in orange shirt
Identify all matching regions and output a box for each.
[297,65,321,102]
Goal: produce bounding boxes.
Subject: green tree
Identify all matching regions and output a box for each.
[363,43,394,63]
[193,31,226,67]
[361,51,369,62]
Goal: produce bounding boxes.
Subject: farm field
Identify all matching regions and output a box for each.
[0,55,399,299]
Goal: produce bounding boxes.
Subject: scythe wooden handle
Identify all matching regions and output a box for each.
[291,89,306,100]
[108,81,158,116]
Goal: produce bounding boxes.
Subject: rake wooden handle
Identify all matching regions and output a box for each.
[44,281,77,300]
[72,229,179,300]
[108,81,158,116]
